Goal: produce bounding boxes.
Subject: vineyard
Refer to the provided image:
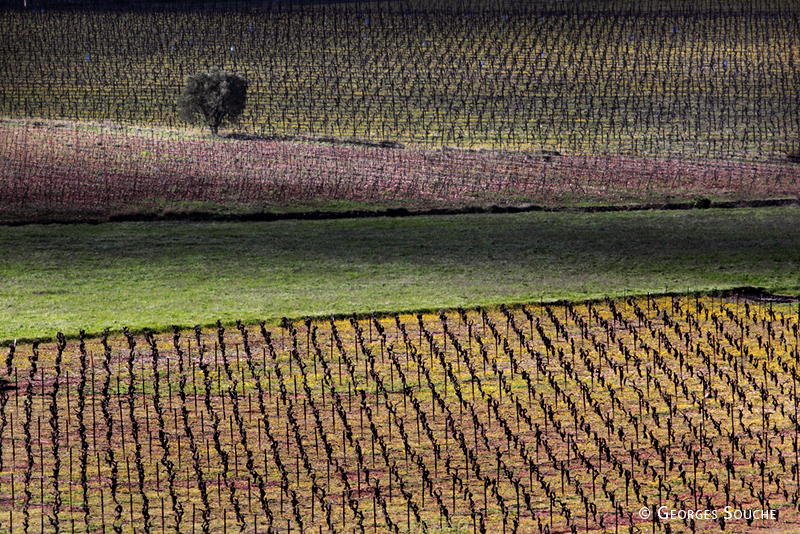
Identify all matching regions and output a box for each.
[1,118,799,223]
[1,0,798,159]
[1,295,799,533]
[3,1,800,529]
[1,0,800,220]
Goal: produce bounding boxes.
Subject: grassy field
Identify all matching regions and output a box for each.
[1,206,798,344]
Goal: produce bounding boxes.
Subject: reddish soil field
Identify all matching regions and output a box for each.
[1,120,798,223]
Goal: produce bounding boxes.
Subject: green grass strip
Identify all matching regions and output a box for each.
[1,206,798,343]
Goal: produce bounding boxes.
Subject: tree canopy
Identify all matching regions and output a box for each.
[177,67,248,135]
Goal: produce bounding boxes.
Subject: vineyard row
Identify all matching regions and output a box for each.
[0,295,798,532]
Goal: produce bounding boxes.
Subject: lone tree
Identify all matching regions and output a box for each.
[177,67,248,136]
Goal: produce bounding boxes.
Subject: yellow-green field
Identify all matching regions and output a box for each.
[1,0,797,159]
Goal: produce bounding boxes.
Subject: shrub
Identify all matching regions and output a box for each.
[177,67,248,136]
